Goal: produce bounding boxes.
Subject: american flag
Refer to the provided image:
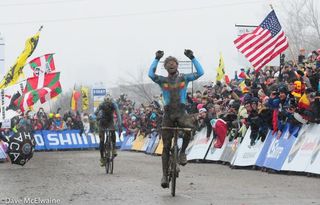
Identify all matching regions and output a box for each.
[234,10,288,71]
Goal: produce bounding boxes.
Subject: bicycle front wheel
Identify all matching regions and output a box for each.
[109,141,114,174]
[106,157,113,174]
[171,145,178,197]
[105,140,113,174]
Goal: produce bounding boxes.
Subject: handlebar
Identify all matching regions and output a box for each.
[103,128,116,132]
[162,127,192,132]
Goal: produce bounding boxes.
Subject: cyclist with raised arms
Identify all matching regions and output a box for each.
[148,49,204,188]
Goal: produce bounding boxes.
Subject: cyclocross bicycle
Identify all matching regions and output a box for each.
[162,126,192,197]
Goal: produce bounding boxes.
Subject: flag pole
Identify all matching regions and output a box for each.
[48,96,52,113]
[80,84,83,113]
[269,4,274,10]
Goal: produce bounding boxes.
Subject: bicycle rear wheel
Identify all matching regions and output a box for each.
[171,144,178,197]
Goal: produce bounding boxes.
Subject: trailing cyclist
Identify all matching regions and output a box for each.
[95,94,122,167]
[148,49,204,188]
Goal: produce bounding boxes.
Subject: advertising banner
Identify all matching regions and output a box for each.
[282,124,320,172]
[120,135,135,150]
[131,134,145,151]
[205,134,228,161]
[232,128,265,166]
[26,130,121,151]
[255,130,274,167]
[262,125,300,171]
[34,131,46,150]
[141,137,150,152]
[150,135,160,154]
[187,128,214,161]
[1,118,11,128]
[220,140,238,163]
[0,141,7,160]
[146,131,158,154]
[115,132,122,148]
[92,88,106,112]
[305,125,320,174]
[42,130,100,150]
[155,138,163,155]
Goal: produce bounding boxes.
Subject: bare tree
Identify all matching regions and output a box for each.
[306,0,320,41]
[117,68,155,103]
[51,88,73,114]
[281,0,320,58]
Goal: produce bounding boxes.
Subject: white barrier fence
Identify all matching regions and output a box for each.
[1,123,319,175]
[186,124,320,175]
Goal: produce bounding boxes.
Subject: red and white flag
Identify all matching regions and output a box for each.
[14,72,62,112]
[28,53,55,76]
[234,10,288,71]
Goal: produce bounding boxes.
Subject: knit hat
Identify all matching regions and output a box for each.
[197,103,204,110]
[199,108,207,113]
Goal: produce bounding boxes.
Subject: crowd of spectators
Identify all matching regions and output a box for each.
[0,108,89,140]
[192,48,320,147]
[116,93,162,137]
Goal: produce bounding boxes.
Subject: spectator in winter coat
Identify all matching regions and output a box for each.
[244,97,262,145]
[32,115,43,131]
[53,114,66,131]
[197,108,213,140]
[210,118,227,148]
[82,114,90,135]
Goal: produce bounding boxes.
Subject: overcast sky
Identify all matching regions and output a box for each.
[0,0,287,90]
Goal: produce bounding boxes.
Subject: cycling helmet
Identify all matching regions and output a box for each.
[104,94,112,102]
